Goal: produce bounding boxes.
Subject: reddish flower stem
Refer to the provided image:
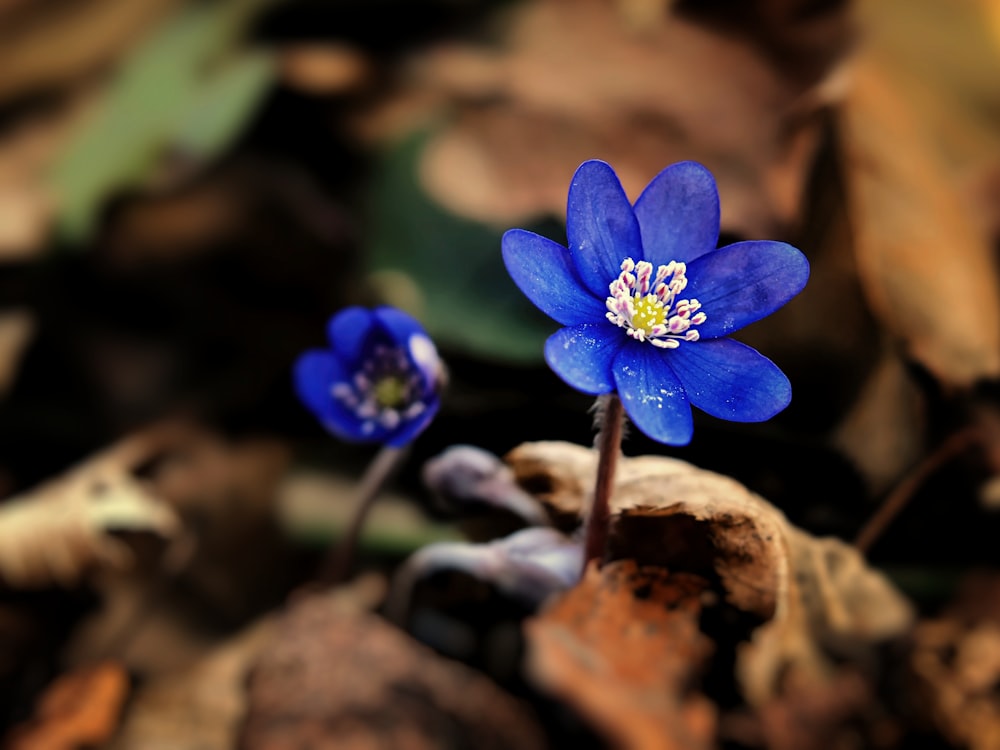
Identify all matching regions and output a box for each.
[321,444,409,584]
[582,394,624,572]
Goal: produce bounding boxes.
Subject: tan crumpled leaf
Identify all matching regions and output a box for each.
[357,0,849,238]
[4,661,129,750]
[505,441,915,706]
[526,559,716,750]
[240,588,546,750]
[839,55,1000,387]
[0,430,180,589]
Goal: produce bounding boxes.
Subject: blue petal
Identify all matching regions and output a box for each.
[566,160,643,298]
[613,343,693,445]
[327,307,376,364]
[502,229,605,326]
[544,323,621,395]
[634,161,720,266]
[685,241,809,338]
[293,350,371,441]
[386,397,440,448]
[372,306,429,347]
[667,339,791,422]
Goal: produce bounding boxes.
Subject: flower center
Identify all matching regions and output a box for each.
[605,258,707,349]
[373,375,407,409]
[331,344,427,435]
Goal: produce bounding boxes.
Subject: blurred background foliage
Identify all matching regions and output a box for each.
[1,0,1000,741]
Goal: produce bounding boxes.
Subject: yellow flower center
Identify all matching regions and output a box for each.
[629,294,667,336]
[373,375,408,409]
[605,258,707,349]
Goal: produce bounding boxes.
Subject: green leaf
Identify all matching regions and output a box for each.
[173,52,274,159]
[49,0,276,242]
[367,133,559,364]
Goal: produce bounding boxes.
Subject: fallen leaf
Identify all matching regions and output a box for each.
[830,346,926,495]
[910,571,1000,750]
[360,0,849,238]
[732,668,892,750]
[0,88,98,258]
[0,428,181,589]
[4,662,129,750]
[105,617,275,750]
[240,589,546,750]
[504,441,915,705]
[0,0,176,102]
[526,559,716,750]
[838,56,1000,386]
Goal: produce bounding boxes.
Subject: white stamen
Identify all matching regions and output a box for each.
[605,257,706,349]
[330,341,435,434]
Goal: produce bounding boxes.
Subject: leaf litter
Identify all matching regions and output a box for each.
[1,0,1000,747]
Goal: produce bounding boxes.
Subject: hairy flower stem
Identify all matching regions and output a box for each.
[321,444,409,584]
[583,394,624,572]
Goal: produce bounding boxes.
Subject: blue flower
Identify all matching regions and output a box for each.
[294,306,445,447]
[502,160,809,445]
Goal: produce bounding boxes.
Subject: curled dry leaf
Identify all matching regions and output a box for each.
[505,441,914,705]
[839,56,1000,387]
[240,589,546,750]
[526,559,716,750]
[4,661,129,750]
[0,429,180,589]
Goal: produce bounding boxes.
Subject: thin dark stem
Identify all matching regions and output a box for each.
[321,444,409,584]
[854,426,982,554]
[582,394,625,572]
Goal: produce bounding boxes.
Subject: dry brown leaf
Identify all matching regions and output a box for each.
[0,429,182,589]
[0,0,176,102]
[839,56,1000,387]
[910,572,1000,750]
[240,589,546,750]
[4,661,129,750]
[526,559,716,750]
[358,0,849,238]
[104,617,274,750]
[60,427,295,675]
[505,441,915,705]
[0,89,98,259]
[830,346,926,494]
[748,668,890,750]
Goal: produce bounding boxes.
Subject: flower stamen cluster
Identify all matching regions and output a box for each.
[331,344,427,435]
[605,258,707,349]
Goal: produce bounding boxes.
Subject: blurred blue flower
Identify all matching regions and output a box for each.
[502,160,809,445]
[295,306,445,447]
